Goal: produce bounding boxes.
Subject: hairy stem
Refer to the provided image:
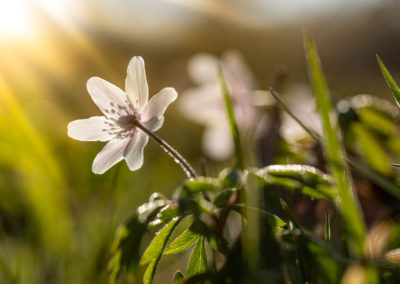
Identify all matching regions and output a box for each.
[133,120,198,179]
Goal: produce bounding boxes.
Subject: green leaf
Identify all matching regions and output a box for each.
[351,122,391,175]
[140,218,181,284]
[254,164,334,199]
[304,29,366,257]
[143,259,157,284]
[218,168,242,188]
[219,69,244,169]
[182,177,220,194]
[140,218,180,265]
[377,55,400,109]
[186,237,207,278]
[173,270,184,283]
[164,228,201,255]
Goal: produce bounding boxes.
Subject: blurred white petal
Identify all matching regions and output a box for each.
[92,135,131,174]
[188,53,219,85]
[125,56,149,112]
[179,84,226,126]
[222,50,253,88]
[203,126,233,160]
[124,130,149,171]
[141,87,177,131]
[280,83,322,142]
[67,116,118,141]
[87,77,131,120]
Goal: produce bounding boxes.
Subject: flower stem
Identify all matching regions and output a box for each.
[133,120,198,179]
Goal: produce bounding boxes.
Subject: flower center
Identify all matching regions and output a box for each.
[117,114,136,127]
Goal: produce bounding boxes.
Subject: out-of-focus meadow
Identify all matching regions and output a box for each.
[0,0,400,283]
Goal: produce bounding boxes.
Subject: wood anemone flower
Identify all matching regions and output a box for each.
[68,56,177,174]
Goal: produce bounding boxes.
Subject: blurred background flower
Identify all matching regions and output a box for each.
[0,0,399,282]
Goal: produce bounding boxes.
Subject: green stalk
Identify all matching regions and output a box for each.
[133,120,198,179]
[304,30,366,258]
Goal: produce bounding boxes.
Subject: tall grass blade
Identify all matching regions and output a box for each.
[304,30,366,257]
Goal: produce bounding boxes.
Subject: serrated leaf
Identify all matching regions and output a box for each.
[140,218,180,265]
[186,237,207,278]
[304,29,366,257]
[164,228,200,255]
[140,218,181,284]
[173,270,184,283]
[219,69,244,169]
[377,55,400,109]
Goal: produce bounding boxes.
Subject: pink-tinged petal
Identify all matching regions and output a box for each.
[123,130,148,171]
[68,116,118,141]
[87,77,132,120]
[125,56,149,112]
[92,135,131,174]
[202,126,233,161]
[143,117,164,133]
[141,87,177,132]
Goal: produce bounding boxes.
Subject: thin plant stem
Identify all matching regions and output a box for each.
[133,120,198,179]
[269,87,321,142]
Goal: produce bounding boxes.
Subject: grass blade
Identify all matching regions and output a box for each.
[377,55,400,108]
[304,30,366,257]
[219,69,244,169]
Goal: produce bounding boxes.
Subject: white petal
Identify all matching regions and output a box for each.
[202,126,234,160]
[125,56,149,112]
[141,87,177,132]
[92,135,131,174]
[123,130,149,171]
[67,116,118,141]
[87,77,132,120]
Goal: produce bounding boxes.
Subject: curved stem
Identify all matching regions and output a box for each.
[133,120,198,179]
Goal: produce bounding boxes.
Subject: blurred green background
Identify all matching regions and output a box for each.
[0,0,399,283]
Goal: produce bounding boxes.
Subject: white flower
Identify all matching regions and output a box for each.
[68,56,177,174]
[179,50,268,160]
